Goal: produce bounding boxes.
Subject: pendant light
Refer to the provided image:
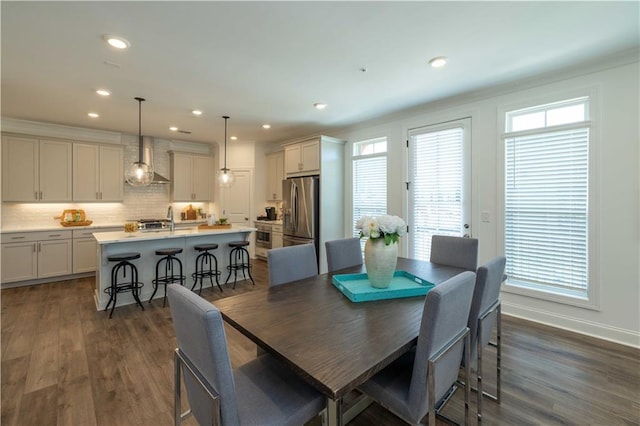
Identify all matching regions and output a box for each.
[217,115,235,187]
[125,97,154,186]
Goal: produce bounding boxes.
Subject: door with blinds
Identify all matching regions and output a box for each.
[407,118,471,261]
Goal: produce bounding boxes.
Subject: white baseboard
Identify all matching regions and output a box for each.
[502,301,640,349]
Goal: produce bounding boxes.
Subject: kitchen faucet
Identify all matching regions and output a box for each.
[167,205,175,232]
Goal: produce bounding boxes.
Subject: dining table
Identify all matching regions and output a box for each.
[213,257,467,426]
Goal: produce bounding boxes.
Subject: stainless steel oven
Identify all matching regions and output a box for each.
[255,223,272,249]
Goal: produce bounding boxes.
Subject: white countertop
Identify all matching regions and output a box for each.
[254,219,283,225]
[1,220,207,233]
[93,225,256,245]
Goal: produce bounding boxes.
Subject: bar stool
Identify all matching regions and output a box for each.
[224,240,255,289]
[191,243,222,294]
[104,252,144,319]
[149,248,185,307]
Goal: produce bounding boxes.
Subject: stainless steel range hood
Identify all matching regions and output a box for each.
[141,136,170,184]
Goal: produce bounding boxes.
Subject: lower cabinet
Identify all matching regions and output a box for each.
[1,240,38,282]
[272,225,283,249]
[1,227,123,284]
[1,230,72,283]
[71,227,120,273]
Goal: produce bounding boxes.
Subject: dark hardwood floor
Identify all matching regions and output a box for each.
[2,259,638,425]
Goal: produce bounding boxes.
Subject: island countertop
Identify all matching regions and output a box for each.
[93,225,256,244]
[93,225,256,311]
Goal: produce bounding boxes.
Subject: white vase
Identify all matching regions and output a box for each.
[364,238,398,289]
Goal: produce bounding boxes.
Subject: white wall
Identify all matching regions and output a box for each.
[334,61,640,347]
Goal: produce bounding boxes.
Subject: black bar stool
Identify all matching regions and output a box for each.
[104,252,144,318]
[191,243,222,294]
[149,248,185,307]
[224,240,255,289]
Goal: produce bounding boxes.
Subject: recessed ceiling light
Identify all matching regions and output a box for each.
[230,136,238,140]
[314,102,327,110]
[88,112,99,118]
[192,109,203,116]
[103,35,130,49]
[169,126,178,131]
[262,124,271,129]
[96,89,111,96]
[429,56,447,68]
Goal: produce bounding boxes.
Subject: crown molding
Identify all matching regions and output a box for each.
[0,117,123,144]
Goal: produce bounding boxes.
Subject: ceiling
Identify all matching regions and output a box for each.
[2,1,638,146]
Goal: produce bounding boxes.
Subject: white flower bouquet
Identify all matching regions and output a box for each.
[356,215,407,246]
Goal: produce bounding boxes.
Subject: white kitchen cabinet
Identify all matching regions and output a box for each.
[1,230,72,283]
[266,151,284,201]
[284,138,320,176]
[1,240,38,282]
[272,224,283,249]
[2,135,72,202]
[73,143,124,201]
[170,152,213,201]
[71,227,121,273]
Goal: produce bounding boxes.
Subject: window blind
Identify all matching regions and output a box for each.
[352,138,387,252]
[410,127,464,260]
[353,155,387,238]
[505,126,589,292]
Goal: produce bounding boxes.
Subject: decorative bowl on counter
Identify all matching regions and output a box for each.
[55,209,93,227]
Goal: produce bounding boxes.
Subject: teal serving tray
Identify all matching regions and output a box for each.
[332,270,435,303]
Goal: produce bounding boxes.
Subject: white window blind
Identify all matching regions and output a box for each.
[504,98,589,294]
[352,138,387,245]
[410,126,465,261]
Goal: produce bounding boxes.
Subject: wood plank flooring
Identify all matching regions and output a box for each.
[2,259,638,425]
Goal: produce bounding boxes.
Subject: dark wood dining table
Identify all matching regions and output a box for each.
[213,257,466,426]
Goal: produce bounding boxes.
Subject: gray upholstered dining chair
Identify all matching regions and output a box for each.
[267,244,318,286]
[430,235,479,271]
[325,237,363,273]
[465,255,506,422]
[167,284,325,426]
[357,271,476,426]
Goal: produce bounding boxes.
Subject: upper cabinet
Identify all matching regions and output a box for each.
[284,138,320,176]
[266,151,284,201]
[73,143,123,201]
[2,135,72,202]
[170,152,212,202]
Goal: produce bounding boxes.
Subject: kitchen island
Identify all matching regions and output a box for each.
[93,225,256,311]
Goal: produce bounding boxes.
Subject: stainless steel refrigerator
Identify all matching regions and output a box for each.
[282,176,320,261]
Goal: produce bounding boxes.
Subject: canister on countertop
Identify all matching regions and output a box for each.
[186,204,197,220]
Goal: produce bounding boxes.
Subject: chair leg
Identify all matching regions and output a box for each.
[130,262,145,311]
[224,248,234,286]
[464,331,470,426]
[242,248,255,286]
[174,350,183,426]
[496,303,501,403]
[149,258,161,303]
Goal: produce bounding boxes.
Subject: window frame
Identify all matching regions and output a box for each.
[497,89,600,310]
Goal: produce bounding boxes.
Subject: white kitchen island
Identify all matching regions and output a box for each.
[93,225,256,311]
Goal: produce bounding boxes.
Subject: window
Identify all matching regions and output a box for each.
[504,97,591,300]
[352,137,387,247]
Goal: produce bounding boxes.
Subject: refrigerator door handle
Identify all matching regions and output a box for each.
[292,182,298,232]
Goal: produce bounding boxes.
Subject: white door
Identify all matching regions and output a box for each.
[220,169,253,226]
[407,118,472,261]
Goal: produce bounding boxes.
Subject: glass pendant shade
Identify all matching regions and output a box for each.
[125,161,154,186]
[217,168,235,188]
[217,115,234,187]
[125,97,154,187]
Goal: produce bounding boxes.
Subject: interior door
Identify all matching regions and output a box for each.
[220,169,253,226]
[407,118,471,261]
